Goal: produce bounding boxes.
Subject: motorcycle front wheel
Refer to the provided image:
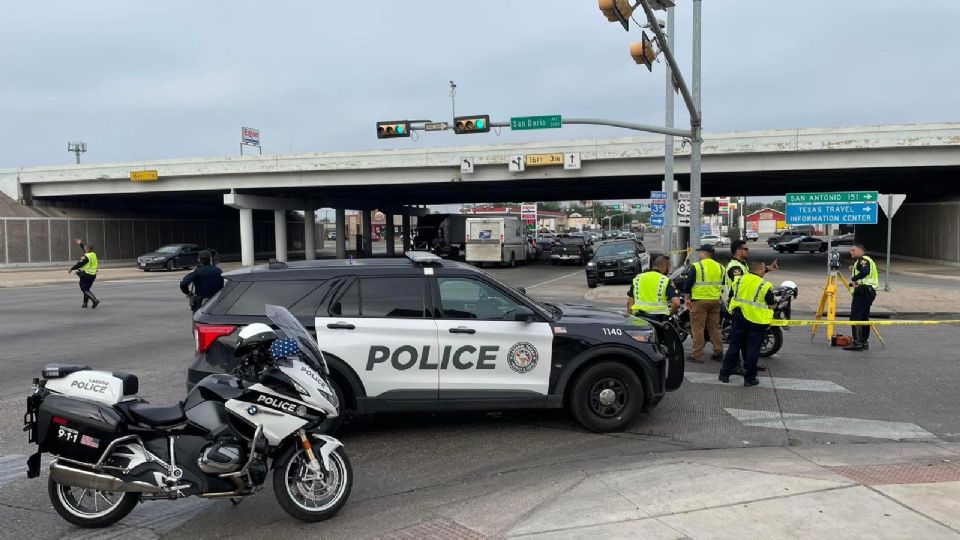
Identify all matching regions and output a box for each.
[760,326,784,357]
[48,477,139,528]
[273,444,352,522]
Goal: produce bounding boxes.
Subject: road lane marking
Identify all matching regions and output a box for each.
[686,373,852,393]
[724,408,938,440]
[526,270,585,290]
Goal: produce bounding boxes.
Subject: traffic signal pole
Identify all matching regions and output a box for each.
[663,6,676,261]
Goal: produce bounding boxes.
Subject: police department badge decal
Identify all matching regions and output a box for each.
[507,342,539,374]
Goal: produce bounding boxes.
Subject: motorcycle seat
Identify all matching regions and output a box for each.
[125,402,186,426]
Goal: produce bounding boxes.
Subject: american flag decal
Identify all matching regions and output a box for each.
[80,435,100,449]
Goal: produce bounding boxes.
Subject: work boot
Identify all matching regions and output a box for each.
[843,341,864,351]
[718,375,730,383]
[744,378,761,387]
[87,291,100,309]
[711,353,723,361]
[687,356,704,364]
[732,367,746,376]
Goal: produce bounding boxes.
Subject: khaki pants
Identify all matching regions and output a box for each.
[689,299,723,360]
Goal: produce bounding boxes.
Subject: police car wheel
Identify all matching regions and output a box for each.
[587,279,597,289]
[570,361,643,433]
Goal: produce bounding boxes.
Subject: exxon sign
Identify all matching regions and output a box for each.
[241,127,261,147]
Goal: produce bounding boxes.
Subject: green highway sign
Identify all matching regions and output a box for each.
[510,115,562,130]
[786,191,878,204]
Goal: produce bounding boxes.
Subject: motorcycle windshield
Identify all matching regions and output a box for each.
[265,304,330,376]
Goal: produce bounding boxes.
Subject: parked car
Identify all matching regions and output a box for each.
[136,243,218,272]
[767,229,806,247]
[774,236,828,253]
[550,234,590,266]
[700,234,729,247]
[585,240,651,288]
[833,232,856,246]
[746,231,759,241]
[326,230,337,240]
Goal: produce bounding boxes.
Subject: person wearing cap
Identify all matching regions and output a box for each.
[720,260,776,387]
[179,251,224,313]
[682,244,725,363]
[724,240,778,372]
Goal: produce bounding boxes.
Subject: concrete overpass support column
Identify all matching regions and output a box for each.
[362,210,373,257]
[401,214,411,252]
[240,208,255,266]
[304,209,316,260]
[335,208,346,259]
[274,210,288,262]
[385,213,396,257]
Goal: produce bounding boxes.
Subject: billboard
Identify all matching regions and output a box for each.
[241,127,261,147]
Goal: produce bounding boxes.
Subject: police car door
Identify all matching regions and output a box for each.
[432,276,553,408]
[315,276,439,406]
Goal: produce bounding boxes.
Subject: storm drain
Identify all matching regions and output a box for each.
[377,518,486,540]
[828,462,960,485]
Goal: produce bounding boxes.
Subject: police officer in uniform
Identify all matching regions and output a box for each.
[180,251,224,313]
[68,240,99,309]
[844,243,878,351]
[683,245,725,363]
[627,255,680,321]
[724,240,777,371]
[719,260,775,387]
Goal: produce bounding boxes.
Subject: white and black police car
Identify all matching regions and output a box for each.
[189,252,682,432]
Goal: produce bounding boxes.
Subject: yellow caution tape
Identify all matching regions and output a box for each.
[770,319,960,327]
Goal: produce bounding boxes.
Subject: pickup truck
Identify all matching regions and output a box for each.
[550,235,590,265]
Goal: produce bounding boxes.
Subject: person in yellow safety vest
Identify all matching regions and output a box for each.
[682,245,725,363]
[724,240,779,372]
[627,256,680,322]
[68,240,100,309]
[719,260,775,387]
[844,243,879,351]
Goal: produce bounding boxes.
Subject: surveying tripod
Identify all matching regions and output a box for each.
[812,270,885,347]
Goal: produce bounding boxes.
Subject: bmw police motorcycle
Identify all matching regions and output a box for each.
[22,305,351,528]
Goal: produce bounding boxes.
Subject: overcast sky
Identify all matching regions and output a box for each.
[2,0,958,170]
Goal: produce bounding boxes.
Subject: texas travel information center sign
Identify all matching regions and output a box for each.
[786,191,879,225]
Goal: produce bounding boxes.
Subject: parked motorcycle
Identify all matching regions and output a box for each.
[22,305,351,528]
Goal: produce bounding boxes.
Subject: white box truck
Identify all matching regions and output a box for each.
[465,216,527,267]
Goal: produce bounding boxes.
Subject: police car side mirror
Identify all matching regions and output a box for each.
[512,306,536,322]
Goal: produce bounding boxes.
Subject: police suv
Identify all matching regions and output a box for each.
[189,252,682,432]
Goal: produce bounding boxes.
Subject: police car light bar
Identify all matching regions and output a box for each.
[405,251,443,266]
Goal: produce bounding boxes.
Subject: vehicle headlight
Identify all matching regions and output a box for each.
[625,258,635,264]
[587,261,595,267]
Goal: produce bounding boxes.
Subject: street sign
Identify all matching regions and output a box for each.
[525,153,564,167]
[508,155,525,173]
[563,152,581,170]
[786,202,878,225]
[632,204,643,210]
[460,158,474,174]
[608,204,621,211]
[878,194,907,218]
[424,122,449,131]
[677,216,691,227]
[130,170,158,182]
[786,191,878,204]
[650,191,667,199]
[650,203,666,214]
[650,215,664,227]
[677,191,691,216]
[510,115,562,131]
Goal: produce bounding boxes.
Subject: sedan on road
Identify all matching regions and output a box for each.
[700,234,729,247]
[746,231,759,241]
[774,236,828,253]
[136,243,218,271]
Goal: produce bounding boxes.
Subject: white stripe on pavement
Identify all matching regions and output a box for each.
[724,408,938,441]
[526,270,585,290]
[686,373,852,393]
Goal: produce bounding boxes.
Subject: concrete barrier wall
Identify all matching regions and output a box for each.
[859,202,960,264]
[0,216,324,268]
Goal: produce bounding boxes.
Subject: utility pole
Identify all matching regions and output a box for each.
[663,5,676,262]
[67,142,87,164]
[449,81,457,120]
[689,0,703,250]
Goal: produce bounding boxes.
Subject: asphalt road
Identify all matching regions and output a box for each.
[1,256,958,538]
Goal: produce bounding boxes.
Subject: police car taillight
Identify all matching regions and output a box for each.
[195,324,237,353]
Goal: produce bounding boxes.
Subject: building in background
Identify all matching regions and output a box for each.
[745,208,787,234]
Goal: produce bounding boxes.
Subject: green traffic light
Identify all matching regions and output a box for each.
[476,118,485,129]
[397,125,405,134]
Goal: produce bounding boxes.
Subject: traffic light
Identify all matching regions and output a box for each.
[703,201,720,215]
[376,121,411,139]
[598,0,633,31]
[629,32,658,72]
[453,115,490,135]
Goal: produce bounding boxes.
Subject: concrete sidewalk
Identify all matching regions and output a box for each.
[317,442,960,539]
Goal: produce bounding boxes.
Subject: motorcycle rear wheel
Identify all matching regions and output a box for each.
[760,327,784,357]
[48,477,140,528]
[273,445,352,522]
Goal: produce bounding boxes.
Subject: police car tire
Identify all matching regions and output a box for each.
[569,361,643,433]
[587,279,597,289]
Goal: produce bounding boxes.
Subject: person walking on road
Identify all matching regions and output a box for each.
[683,245,725,363]
[628,255,680,322]
[844,243,878,351]
[180,251,224,313]
[719,260,776,387]
[68,240,99,309]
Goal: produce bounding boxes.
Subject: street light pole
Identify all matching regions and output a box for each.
[689,0,703,249]
[663,5,676,262]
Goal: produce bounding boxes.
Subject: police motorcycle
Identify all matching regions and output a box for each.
[22,305,351,528]
[669,266,797,357]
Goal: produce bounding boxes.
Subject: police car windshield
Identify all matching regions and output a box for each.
[481,274,558,320]
[595,242,635,257]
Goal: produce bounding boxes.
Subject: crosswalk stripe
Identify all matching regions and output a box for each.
[724,408,938,441]
[686,373,852,393]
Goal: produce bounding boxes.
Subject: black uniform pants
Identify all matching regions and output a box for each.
[850,287,876,343]
[78,272,97,304]
[720,310,767,380]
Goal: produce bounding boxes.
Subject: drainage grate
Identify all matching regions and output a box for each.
[828,462,960,485]
[377,518,487,540]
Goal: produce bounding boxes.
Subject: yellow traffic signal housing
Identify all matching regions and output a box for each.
[453,115,490,135]
[376,121,411,139]
[598,0,633,31]
[630,32,658,71]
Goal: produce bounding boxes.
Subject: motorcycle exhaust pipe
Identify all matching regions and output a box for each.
[49,462,165,494]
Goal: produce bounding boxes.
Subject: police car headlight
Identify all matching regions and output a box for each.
[587,261,596,267]
[625,330,652,343]
[624,258,635,264]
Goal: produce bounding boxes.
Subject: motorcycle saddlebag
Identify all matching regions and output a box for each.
[36,394,125,463]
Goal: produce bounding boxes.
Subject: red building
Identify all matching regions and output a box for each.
[745,208,786,234]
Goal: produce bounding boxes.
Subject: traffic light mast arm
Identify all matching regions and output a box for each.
[634,0,700,129]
